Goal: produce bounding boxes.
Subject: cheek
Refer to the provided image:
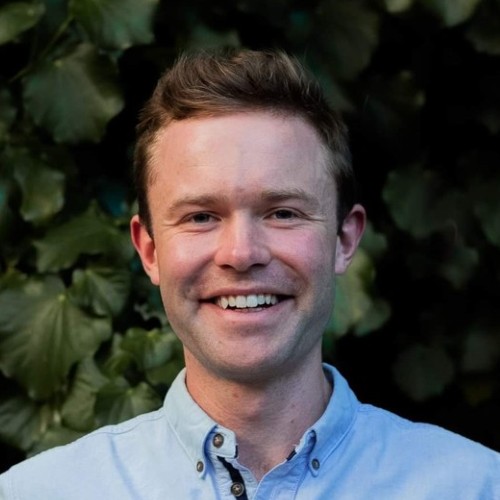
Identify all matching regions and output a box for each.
[155,235,213,288]
[276,230,336,277]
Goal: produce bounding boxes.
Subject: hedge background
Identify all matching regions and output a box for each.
[1,0,500,472]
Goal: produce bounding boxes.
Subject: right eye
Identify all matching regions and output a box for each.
[190,213,214,224]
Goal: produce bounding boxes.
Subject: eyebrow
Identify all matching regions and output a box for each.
[167,188,320,213]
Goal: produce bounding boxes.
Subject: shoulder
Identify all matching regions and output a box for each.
[0,407,172,499]
[351,403,499,490]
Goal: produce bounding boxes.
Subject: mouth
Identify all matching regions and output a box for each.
[208,294,289,310]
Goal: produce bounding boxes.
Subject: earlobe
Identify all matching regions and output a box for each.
[130,215,160,285]
[335,204,366,274]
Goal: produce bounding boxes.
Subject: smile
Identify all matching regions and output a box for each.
[215,294,279,310]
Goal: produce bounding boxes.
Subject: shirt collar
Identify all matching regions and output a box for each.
[164,364,359,475]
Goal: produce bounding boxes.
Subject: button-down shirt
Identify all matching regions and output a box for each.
[1,364,499,499]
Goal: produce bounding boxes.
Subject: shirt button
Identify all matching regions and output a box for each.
[230,482,245,497]
[311,458,320,470]
[196,461,204,472]
[212,433,224,448]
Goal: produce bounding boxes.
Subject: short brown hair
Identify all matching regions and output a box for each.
[134,49,356,234]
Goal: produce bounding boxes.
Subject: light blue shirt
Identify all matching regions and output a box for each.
[1,364,499,499]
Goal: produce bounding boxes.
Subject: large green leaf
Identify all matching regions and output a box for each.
[393,344,455,401]
[61,358,109,432]
[0,395,52,451]
[0,86,16,141]
[184,24,240,51]
[383,165,457,238]
[23,43,124,143]
[34,203,133,272]
[462,329,500,372]
[466,0,500,55]
[9,147,65,223]
[361,72,425,156]
[28,425,84,457]
[121,327,178,371]
[0,275,111,399]
[326,249,389,338]
[69,0,158,50]
[0,178,15,242]
[70,266,131,316]
[419,0,482,26]
[313,0,380,80]
[0,1,45,46]
[95,379,161,427]
[384,0,415,13]
[438,243,479,289]
[471,179,500,247]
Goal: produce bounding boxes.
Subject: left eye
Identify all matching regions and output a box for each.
[191,213,214,223]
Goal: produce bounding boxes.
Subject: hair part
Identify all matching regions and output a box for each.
[133,49,356,235]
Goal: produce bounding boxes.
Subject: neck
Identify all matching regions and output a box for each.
[184,353,332,481]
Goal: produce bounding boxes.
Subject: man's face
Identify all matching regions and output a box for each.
[132,112,364,383]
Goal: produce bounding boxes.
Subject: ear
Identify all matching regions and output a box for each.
[130,214,160,285]
[335,204,366,274]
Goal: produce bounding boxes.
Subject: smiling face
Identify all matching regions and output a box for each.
[131,111,365,384]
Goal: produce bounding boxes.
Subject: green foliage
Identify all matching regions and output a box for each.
[1,0,500,466]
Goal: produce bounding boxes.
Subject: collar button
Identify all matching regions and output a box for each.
[196,461,204,473]
[213,433,224,448]
[311,458,320,470]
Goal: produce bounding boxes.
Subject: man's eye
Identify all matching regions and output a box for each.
[273,209,296,220]
[190,213,213,223]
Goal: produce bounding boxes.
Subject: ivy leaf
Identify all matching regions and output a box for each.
[313,0,380,80]
[70,266,131,316]
[466,0,500,55]
[9,147,65,224]
[121,327,179,372]
[393,344,454,401]
[419,0,482,26]
[383,165,443,238]
[0,86,16,140]
[383,0,415,13]
[362,72,425,157]
[34,203,133,272]
[102,334,134,377]
[185,24,240,51]
[28,425,84,457]
[23,43,124,143]
[0,178,15,242]
[61,358,109,432]
[462,329,500,372]
[438,243,479,289]
[326,249,389,338]
[471,179,500,247]
[0,395,52,451]
[95,379,161,427]
[0,275,111,399]
[0,1,45,46]
[69,0,158,50]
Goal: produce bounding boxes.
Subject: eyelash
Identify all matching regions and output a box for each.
[183,208,302,225]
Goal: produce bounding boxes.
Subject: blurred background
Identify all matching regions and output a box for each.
[1,0,499,471]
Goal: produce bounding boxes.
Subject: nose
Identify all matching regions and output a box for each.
[214,215,271,271]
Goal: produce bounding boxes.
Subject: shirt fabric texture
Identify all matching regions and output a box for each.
[1,364,499,499]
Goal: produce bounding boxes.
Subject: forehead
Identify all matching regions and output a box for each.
[148,111,332,186]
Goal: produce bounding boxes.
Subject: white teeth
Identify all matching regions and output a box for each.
[216,294,278,309]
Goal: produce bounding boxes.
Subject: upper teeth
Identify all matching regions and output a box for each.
[217,294,278,309]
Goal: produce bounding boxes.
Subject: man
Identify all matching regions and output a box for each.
[1,49,498,499]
